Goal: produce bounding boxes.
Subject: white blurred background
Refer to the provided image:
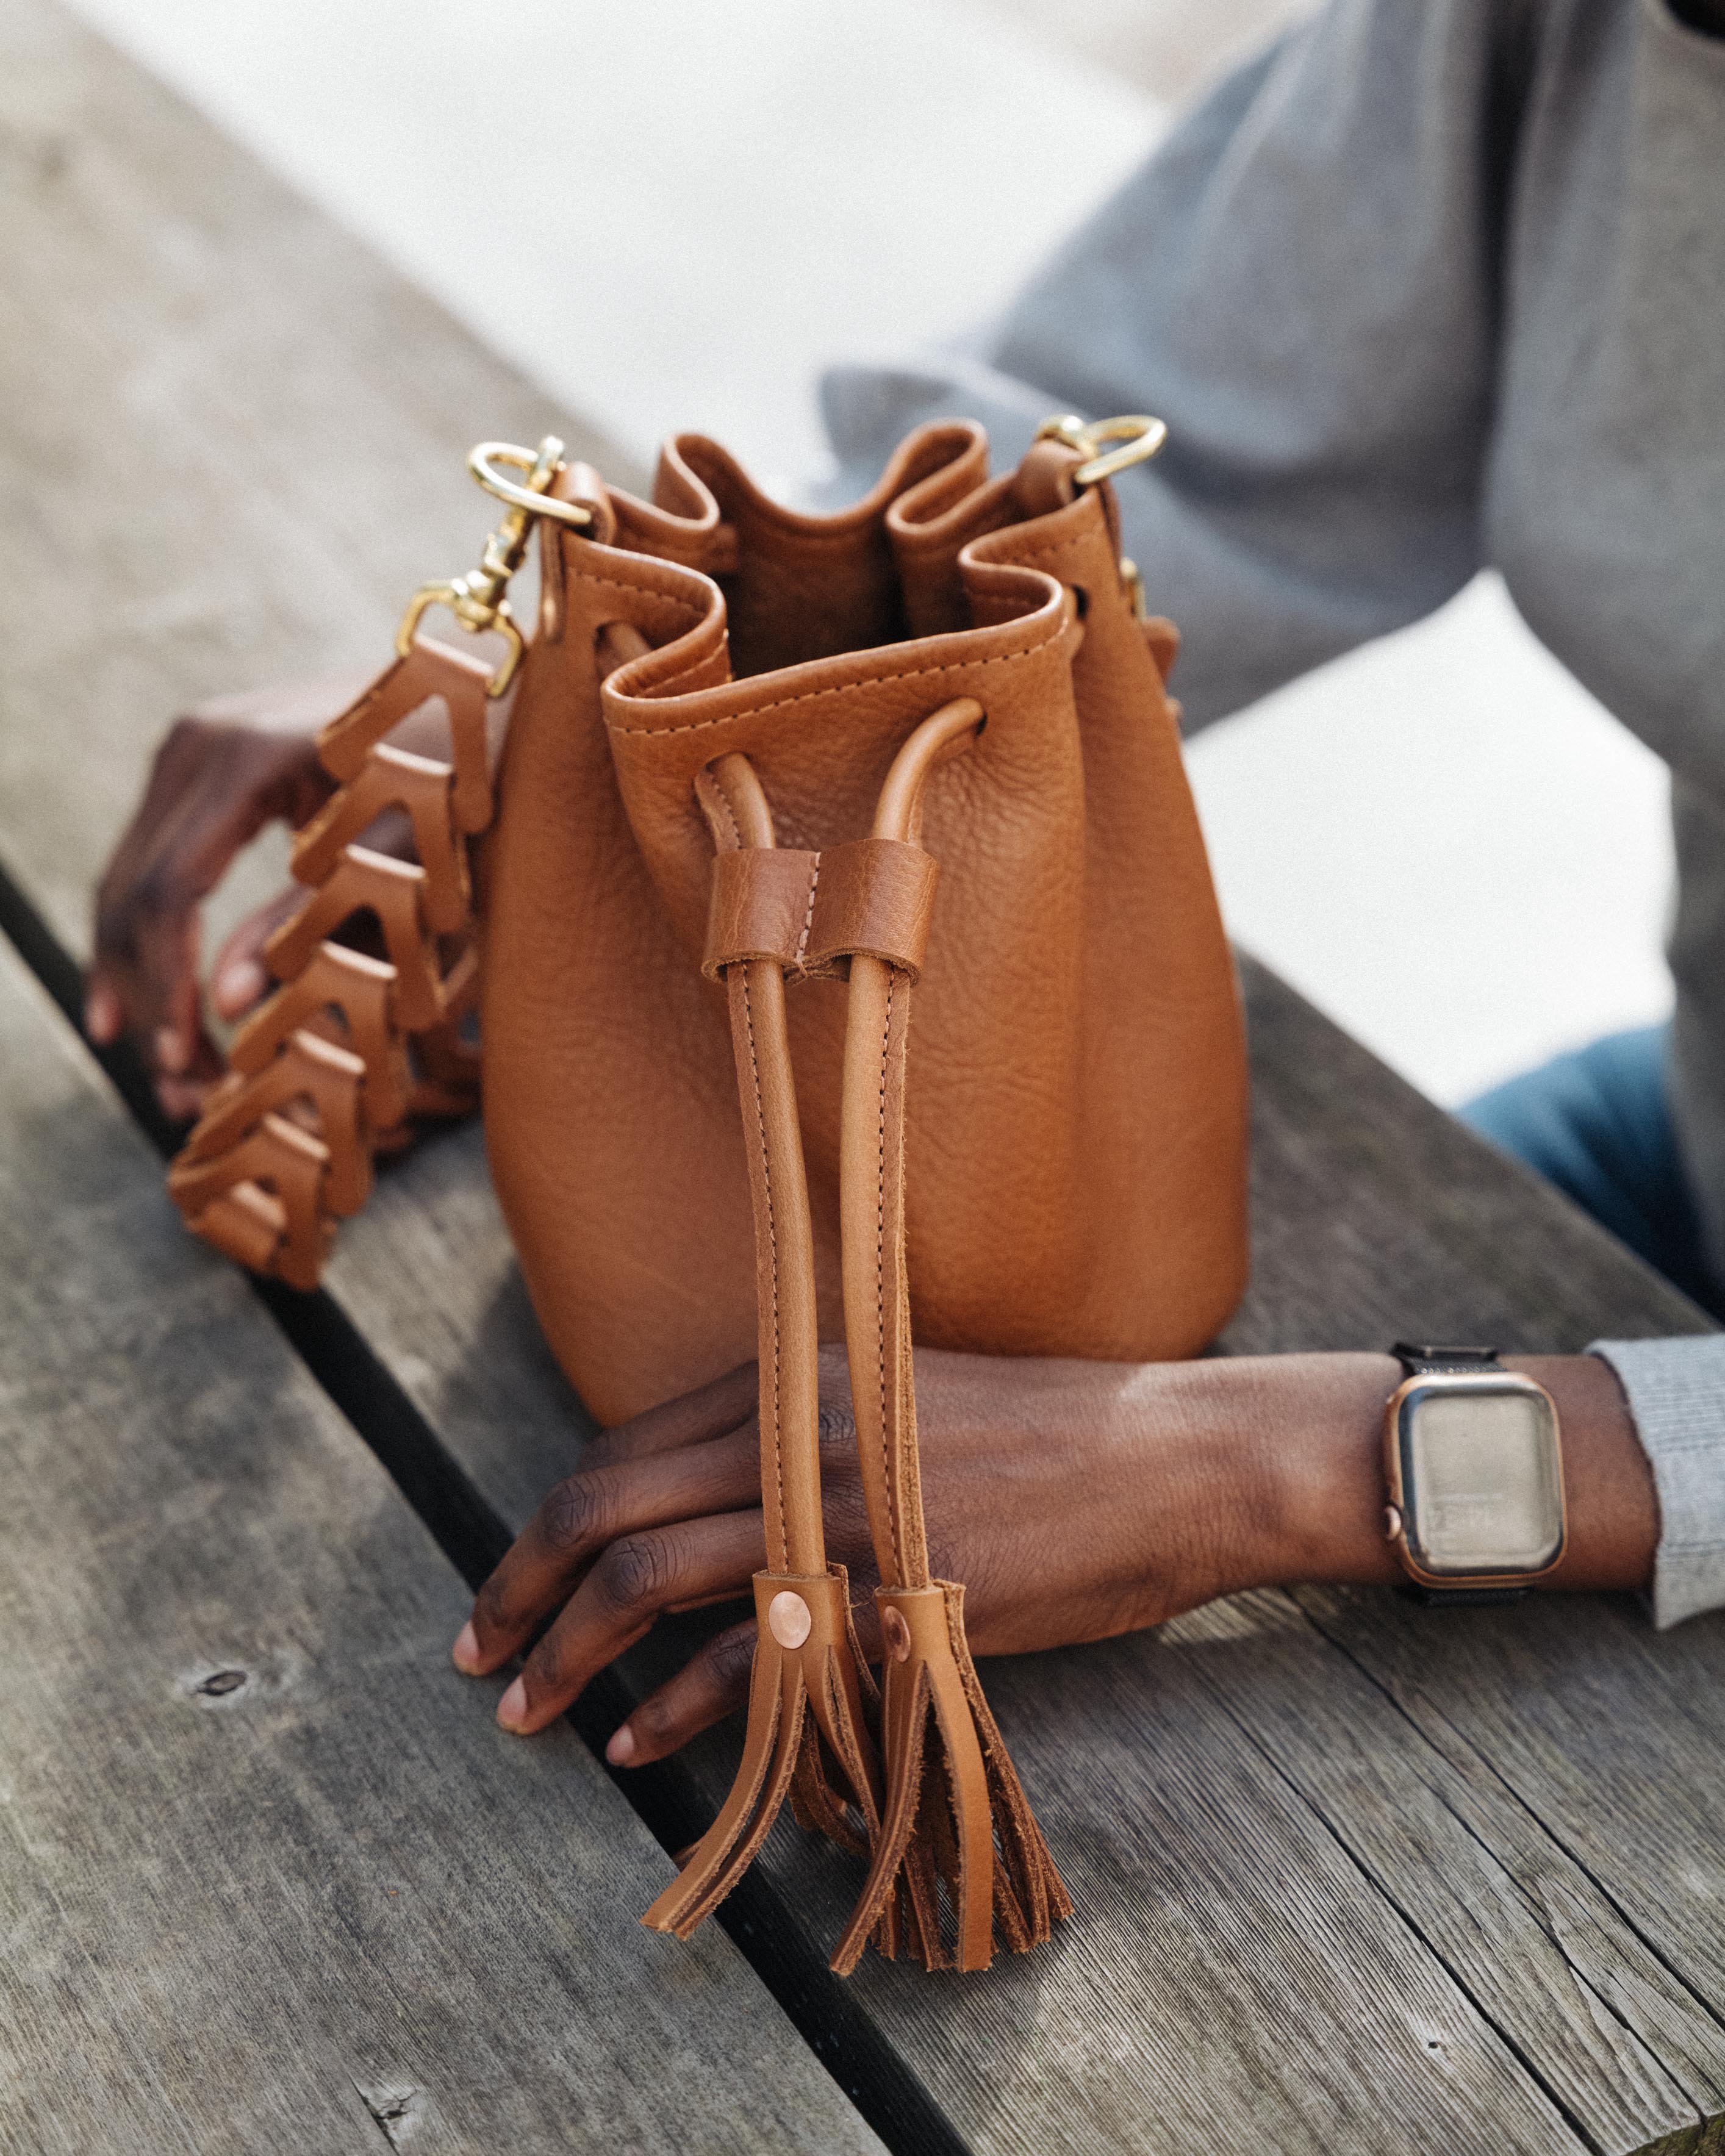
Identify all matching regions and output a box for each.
[65,0,1674,1106]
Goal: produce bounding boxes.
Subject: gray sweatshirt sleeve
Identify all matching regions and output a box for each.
[822,0,1725,1625]
[821,0,1530,731]
[1590,1338,1725,1628]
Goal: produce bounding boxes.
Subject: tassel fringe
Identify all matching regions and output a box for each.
[830,1582,1071,1975]
[643,1568,886,1944]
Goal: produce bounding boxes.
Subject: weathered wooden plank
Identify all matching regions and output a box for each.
[0,936,884,2154]
[1222,958,1713,1358]
[319,973,1725,2154]
[3,2,1721,2150]
[0,0,640,972]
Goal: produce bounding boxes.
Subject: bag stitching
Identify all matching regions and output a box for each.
[877,968,898,1574]
[794,853,822,973]
[738,965,787,1557]
[576,570,708,615]
[606,633,1062,739]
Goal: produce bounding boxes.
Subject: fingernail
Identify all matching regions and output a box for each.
[85,987,118,1042]
[497,1677,528,1732]
[451,1621,480,1674]
[155,1026,188,1073]
[605,1724,637,1767]
[217,958,266,1012]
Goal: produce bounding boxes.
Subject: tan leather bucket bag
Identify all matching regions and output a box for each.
[167,412,1250,1974]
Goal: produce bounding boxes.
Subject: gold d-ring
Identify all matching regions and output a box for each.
[1035,412,1169,487]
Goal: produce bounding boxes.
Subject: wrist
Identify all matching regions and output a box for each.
[1105,1354,1400,1625]
[1502,1354,1655,1591]
[1241,1350,1655,1599]
[1247,1354,1405,1591]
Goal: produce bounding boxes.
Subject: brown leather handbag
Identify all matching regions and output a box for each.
[167,413,1250,1973]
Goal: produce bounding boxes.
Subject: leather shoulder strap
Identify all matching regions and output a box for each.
[167,636,490,1288]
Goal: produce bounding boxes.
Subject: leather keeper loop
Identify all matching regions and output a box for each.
[703,840,941,984]
[805,840,939,982]
[702,848,821,980]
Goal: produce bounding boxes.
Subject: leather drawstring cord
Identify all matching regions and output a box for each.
[651,692,1067,1975]
[642,748,887,1949]
[829,698,1071,1976]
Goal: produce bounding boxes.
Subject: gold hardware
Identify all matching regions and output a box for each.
[396,434,592,696]
[1037,415,1167,616]
[467,440,594,527]
[767,1590,813,1650]
[1035,412,1168,487]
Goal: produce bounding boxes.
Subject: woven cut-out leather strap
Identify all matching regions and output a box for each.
[165,635,495,1288]
[164,431,584,1286]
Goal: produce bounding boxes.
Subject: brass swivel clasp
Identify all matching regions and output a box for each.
[1034,411,1168,486]
[396,435,594,695]
[1034,413,1169,621]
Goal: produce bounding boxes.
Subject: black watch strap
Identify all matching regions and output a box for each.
[1392,1342,1503,1376]
[1388,1342,1532,1606]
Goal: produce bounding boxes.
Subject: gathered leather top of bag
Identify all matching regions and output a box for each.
[166,412,1250,1975]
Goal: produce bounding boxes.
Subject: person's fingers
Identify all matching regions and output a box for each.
[579,1363,761,1472]
[91,718,330,1058]
[209,886,306,1021]
[496,1510,767,1736]
[454,1429,761,1676]
[84,980,123,1045]
[604,1619,758,1767]
[154,1028,226,1123]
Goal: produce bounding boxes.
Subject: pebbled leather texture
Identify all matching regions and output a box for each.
[484,421,1250,1428]
[162,418,1249,1972]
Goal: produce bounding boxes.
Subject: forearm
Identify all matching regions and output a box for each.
[1117,1351,1658,1616]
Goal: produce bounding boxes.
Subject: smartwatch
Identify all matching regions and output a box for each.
[1383,1344,1566,1605]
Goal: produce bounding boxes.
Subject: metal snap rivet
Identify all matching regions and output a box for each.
[767,1590,812,1650]
[881,1606,912,1664]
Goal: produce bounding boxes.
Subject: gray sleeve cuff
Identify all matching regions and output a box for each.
[1590,1334,1725,1627]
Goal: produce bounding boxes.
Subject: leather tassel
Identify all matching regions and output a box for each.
[644,754,884,1942]
[644,1567,887,1944]
[830,700,1072,1975]
[830,1581,1071,1973]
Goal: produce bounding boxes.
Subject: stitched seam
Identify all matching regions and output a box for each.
[650,646,734,698]
[739,968,786,1556]
[877,970,898,1570]
[606,632,1061,737]
[710,783,742,852]
[794,853,821,973]
[572,570,708,615]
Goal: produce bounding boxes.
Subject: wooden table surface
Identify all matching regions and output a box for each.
[5,5,1725,2152]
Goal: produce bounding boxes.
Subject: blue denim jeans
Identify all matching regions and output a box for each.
[1460,1025,1721,1317]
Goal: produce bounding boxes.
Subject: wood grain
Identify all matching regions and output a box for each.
[0,936,884,2154]
[0,0,638,973]
[4,2,1724,2149]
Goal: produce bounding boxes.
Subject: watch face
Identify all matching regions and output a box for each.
[1397,1380,1564,1577]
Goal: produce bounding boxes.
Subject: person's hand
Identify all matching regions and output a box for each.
[87,672,374,1120]
[450,1345,1372,1767]
[451,1342,1657,1770]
